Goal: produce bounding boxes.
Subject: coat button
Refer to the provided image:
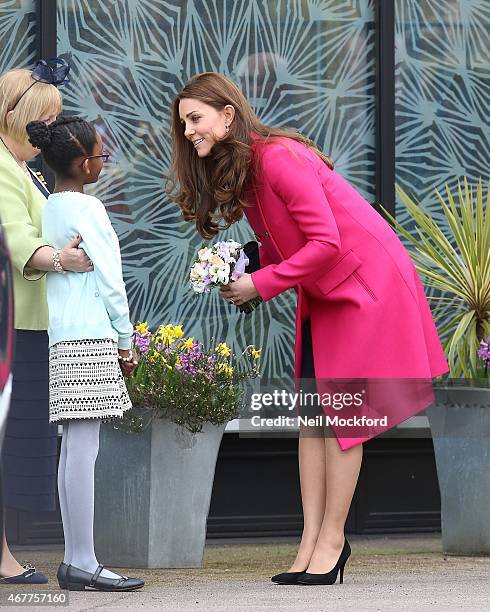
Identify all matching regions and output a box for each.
[95,291,99,297]
[264,231,270,238]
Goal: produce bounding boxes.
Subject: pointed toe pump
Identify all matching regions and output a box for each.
[271,571,306,585]
[298,539,351,585]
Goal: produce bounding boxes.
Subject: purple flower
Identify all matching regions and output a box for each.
[219,243,229,257]
[478,337,490,363]
[231,250,249,281]
[134,333,151,354]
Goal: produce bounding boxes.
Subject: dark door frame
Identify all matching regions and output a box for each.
[36,0,57,59]
[375,0,395,217]
[34,0,57,188]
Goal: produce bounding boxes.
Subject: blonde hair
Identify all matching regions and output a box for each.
[0,69,62,144]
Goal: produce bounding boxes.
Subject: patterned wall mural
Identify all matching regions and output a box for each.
[3,1,487,379]
[56,0,376,379]
[394,0,490,333]
[0,0,36,74]
[395,0,489,211]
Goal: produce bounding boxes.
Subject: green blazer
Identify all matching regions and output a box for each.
[0,139,49,330]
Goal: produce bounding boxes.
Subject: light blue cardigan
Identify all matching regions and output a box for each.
[42,192,133,349]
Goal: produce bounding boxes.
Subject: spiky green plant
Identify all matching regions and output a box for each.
[381,178,490,379]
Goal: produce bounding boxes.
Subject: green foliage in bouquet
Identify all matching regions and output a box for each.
[382,179,490,381]
[120,323,261,433]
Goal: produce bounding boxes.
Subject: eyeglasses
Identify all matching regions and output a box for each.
[79,152,110,166]
[8,58,70,112]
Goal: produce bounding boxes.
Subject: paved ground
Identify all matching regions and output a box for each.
[3,534,490,611]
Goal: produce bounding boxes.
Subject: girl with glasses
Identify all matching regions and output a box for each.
[25,117,144,593]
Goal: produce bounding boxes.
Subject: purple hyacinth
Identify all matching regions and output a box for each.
[134,332,151,355]
[478,337,490,363]
[176,351,199,377]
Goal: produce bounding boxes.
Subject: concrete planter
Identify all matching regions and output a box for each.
[94,418,225,568]
[427,386,490,554]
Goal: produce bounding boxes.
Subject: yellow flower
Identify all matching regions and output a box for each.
[157,324,176,345]
[149,350,160,363]
[250,348,261,360]
[218,362,234,377]
[182,337,195,350]
[216,342,231,357]
[156,324,170,337]
[173,325,184,338]
[135,322,149,335]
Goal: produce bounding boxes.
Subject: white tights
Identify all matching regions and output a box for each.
[58,420,120,580]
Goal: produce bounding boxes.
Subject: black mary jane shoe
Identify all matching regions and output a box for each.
[298,539,351,586]
[65,564,144,592]
[57,562,69,589]
[271,571,306,585]
[0,563,48,584]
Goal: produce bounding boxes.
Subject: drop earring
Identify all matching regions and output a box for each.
[225,124,229,133]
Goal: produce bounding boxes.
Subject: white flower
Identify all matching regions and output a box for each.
[210,254,225,266]
[209,262,231,284]
[215,240,239,264]
[198,247,213,263]
[226,240,241,251]
[191,280,207,294]
[190,263,207,281]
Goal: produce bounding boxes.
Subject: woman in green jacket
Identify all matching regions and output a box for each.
[0,61,92,584]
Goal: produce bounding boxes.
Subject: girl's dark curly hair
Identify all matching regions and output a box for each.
[26,116,96,177]
[167,72,334,239]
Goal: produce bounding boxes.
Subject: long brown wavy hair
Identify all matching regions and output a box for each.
[167,72,334,239]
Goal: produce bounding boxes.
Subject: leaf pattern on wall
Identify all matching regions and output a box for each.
[0,1,36,74]
[395,0,490,329]
[56,0,375,379]
[395,0,489,210]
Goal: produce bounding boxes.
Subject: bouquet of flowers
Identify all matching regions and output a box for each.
[121,322,261,433]
[189,240,263,314]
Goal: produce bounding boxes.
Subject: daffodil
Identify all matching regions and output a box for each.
[156,324,177,345]
[216,342,231,357]
[156,324,170,337]
[135,321,149,335]
[218,362,234,377]
[173,325,184,338]
[250,348,261,360]
[182,337,195,350]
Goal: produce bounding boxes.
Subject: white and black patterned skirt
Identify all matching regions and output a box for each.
[49,338,132,423]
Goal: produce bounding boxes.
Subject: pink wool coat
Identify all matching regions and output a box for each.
[245,138,449,450]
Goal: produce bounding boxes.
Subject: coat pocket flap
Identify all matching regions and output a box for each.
[315,249,362,296]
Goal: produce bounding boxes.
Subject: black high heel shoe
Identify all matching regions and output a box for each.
[271,571,306,585]
[65,564,144,592]
[57,562,68,589]
[298,539,351,585]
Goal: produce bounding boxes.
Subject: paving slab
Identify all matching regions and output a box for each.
[3,534,489,611]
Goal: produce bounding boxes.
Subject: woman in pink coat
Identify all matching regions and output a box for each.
[169,72,448,586]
